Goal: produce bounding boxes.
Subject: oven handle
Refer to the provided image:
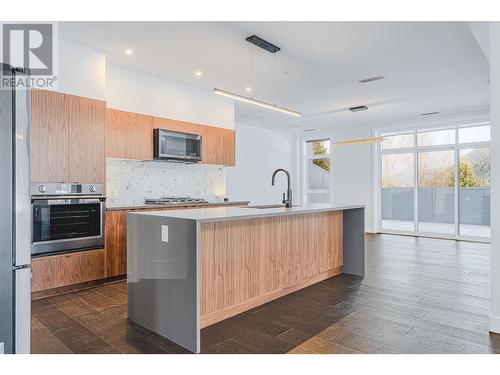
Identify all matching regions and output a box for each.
[31,195,106,201]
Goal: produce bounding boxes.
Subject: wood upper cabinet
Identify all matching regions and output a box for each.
[152,116,235,166]
[106,110,234,165]
[31,89,106,183]
[126,111,153,160]
[202,127,235,166]
[105,108,127,158]
[31,89,69,183]
[68,95,106,183]
[105,108,153,160]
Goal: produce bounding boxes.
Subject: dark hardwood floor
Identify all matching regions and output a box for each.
[31,234,500,354]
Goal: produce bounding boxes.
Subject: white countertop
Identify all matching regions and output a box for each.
[106,200,250,211]
[128,203,364,223]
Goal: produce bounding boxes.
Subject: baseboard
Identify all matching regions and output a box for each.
[490,313,500,334]
[365,227,376,234]
[31,274,126,300]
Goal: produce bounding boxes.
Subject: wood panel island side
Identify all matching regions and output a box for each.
[127,204,365,353]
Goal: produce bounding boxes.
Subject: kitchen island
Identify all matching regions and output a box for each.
[127,204,365,353]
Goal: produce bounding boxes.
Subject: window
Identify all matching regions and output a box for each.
[380,133,414,150]
[459,125,490,144]
[378,123,490,239]
[417,128,455,147]
[304,139,331,204]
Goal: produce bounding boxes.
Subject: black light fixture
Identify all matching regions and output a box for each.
[349,105,368,112]
[246,35,281,53]
[214,34,302,117]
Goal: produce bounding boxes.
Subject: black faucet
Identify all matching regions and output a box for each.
[271,168,293,208]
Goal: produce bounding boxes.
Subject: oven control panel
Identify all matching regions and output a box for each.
[31,183,105,197]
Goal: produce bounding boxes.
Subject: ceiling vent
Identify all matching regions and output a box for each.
[358,76,385,83]
[303,128,316,132]
[420,111,440,116]
[349,105,368,112]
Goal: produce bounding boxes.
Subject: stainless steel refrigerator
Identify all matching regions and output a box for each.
[0,63,31,354]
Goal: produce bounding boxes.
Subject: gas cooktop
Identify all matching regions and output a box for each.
[145,197,209,205]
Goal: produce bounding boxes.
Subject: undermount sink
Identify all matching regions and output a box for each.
[244,204,299,209]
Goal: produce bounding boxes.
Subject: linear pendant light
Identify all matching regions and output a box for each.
[333,137,385,146]
[214,88,302,117]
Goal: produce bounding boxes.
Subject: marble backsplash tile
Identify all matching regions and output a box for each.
[106,159,226,207]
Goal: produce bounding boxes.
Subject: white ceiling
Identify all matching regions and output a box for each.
[60,21,489,133]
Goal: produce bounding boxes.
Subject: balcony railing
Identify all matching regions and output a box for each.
[381,187,490,225]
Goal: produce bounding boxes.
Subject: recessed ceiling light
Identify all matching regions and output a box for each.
[124,49,133,55]
[195,71,203,76]
[349,105,368,112]
[420,111,440,116]
[358,75,385,83]
[245,87,252,92]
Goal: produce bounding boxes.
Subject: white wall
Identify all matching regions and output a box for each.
[225,123,297,204]
[50,39,106,100]
[489,22,500,334]
[106,64,234,130]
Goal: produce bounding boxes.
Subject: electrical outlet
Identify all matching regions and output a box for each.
[161,225,169,243]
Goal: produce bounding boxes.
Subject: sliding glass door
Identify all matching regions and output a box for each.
[459,148,490,237]
[381,152,415,232]
[378,124,490,241]
[417,149,455,235]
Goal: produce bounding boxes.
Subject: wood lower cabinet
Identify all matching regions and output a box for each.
[104,203,248,278]
[31,249,105,293]
[105,209,128,277]
[31,89,106,183]
[200,211,344,327]
[105,207,194,278]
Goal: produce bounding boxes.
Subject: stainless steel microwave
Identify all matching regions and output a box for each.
[153,128,202,162]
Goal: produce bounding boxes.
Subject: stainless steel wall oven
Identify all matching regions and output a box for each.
[31,183,106,257]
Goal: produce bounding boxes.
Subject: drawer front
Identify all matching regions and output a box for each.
[31,249,105,292]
